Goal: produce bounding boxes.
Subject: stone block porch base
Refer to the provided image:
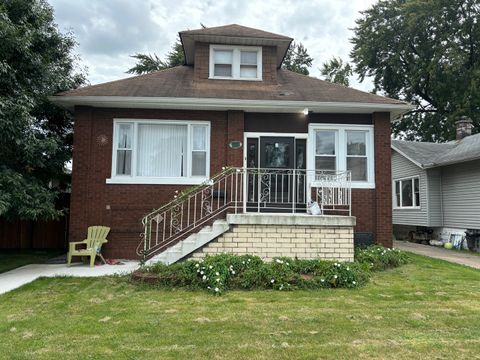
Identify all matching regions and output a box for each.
[191,214,356,262]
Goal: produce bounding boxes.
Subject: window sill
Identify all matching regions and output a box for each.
[394,207,421,210]
[106,177,208,185]
[208,76,262,81]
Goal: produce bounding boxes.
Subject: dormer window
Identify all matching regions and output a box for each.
[209,45,262,81]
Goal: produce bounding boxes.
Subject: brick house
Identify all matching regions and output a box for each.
[52,24,412,263]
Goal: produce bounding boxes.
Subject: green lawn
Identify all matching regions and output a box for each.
[0,250,64,274]
[0,254,479,359]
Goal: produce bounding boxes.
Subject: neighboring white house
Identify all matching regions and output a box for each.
[391,117,480,250]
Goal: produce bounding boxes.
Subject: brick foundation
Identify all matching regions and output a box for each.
[191,224,354,262]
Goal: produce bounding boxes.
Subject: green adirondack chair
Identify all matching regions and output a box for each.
[67,226,110,267]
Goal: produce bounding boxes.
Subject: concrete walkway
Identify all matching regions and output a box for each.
[394,240,480,270]
[0,261,140,295]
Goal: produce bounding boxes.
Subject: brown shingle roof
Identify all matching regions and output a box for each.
[179,24,292,41]
[56,66,406,105]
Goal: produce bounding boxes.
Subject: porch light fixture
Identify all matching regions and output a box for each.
[303,108,309,115]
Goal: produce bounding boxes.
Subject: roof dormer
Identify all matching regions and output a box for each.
[179,24,292,84]
[179,24,292,68]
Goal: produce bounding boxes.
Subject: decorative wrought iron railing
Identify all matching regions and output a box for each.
[138,168,351,259]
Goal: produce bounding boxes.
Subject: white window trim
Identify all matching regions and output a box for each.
[307,123,375,189]
[107,119,210,185]
[393,176,420,209]
[209,44,262,81]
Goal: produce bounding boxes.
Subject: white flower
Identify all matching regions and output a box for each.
[200,271,204,275]
[173,195,177,199]
[286,262,289,266]
[216,278,220,282]
[242,261,245,265]
[320,279,325,283]
[352,281,356,285]
[202,275,206,280]
[195,263,199,268]
[275,259,283,264]
[197,269,200,273]
[333,275,338,279]
[231,270,235,275]
[346,267,350,271]
[247,259,251,262]
[209,265,213,269]
[214,287,219,292]
[175,190,179,194]
[271,279,275,283]
[215,272,220,276]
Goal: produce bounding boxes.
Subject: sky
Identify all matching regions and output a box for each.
[48,0,376,91]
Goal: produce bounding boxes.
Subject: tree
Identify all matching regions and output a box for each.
[282,42,313,75]
[0,0,86,220]
[126,37,185,74]
[351,0,480,141]
[320,57,353,86]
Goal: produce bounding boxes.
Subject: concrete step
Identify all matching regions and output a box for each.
[147,219,231,265]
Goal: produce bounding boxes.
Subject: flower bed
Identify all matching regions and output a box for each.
[132,245,408,295]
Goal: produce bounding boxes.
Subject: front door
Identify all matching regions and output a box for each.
[246,136,306,212]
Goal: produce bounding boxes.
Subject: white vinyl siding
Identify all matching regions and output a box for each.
[441,159,480,229]
[426,168,443,227]
[108,119,210,185]
[391,150,428,226]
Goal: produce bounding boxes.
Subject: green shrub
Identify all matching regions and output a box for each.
[140,245,408,294]
[136,246,407,294]
[355,245,408,271]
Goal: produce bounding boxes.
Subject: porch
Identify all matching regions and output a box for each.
[140,167,354,263]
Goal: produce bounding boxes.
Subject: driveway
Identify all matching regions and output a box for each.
[0,261,139,295]
[394,240,480,270]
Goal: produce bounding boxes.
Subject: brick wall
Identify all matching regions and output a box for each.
[190,224,354,262]
[69,107,240,259]
[373,112,393,247]
[70,108,392,259]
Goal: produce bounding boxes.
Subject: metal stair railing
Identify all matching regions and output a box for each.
[137,167,244,259]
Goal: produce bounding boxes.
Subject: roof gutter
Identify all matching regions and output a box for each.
[49,95,414,120]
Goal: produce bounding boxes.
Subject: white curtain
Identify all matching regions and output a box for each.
[137,124,187,177]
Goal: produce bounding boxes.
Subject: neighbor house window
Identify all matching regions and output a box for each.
[308,124,375,188]
[209,45,262,80]
[109,120,210,184]
[394,177,420,208]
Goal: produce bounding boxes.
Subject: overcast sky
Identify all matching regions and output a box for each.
[48,0,376,91]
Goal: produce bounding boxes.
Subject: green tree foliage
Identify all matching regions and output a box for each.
[282,42,313,75]
[351,0,480,141]
[126,37,185,74]
[320,57,353,86]
[0,0,86,220]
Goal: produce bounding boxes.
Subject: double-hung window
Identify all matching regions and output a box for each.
[109,120,210,184]
[346,130,368,181]
[308,124,375,188]
[394,177,420,208]
[315,130,337,170]
[210,45,262,80]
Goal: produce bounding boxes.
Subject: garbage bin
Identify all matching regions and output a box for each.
[465,229,480,252]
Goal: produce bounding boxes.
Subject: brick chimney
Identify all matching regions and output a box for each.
[455,116,474,140]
